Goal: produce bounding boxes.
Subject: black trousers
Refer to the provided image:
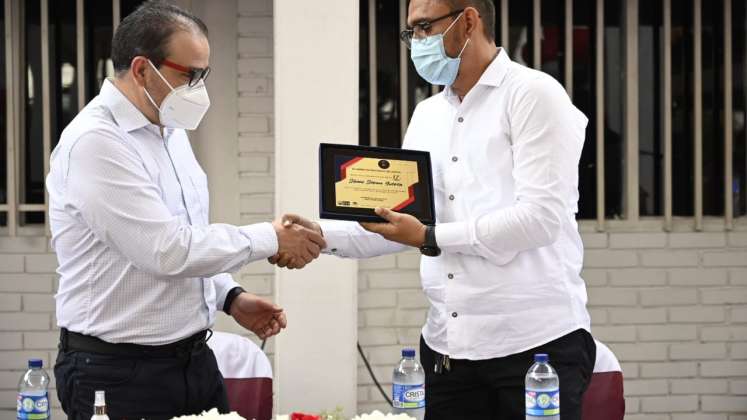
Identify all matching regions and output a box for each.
[420,329,596,420]
[54,336,229,420]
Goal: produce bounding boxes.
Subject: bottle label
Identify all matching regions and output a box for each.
[525,388,559,417]
[17,392,50,420]
[392,383,425,409]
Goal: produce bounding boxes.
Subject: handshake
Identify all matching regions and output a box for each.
[269,214,325,269]
[268,207,428,269]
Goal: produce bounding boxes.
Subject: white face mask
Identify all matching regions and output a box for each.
[143,59,211,130]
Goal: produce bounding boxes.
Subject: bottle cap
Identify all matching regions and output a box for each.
[95,390,106,406]
[402,348,416,358]
[28,359,43,368]
[534,353,549,363]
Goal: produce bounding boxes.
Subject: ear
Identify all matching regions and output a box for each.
[130,56,149,87]
[463,6,481,38]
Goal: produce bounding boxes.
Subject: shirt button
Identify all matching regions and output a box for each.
[448,273,454,279]
[451,156,458,162]
[449,194,455,201]
[457,117,464,123]
[452,312,458,318]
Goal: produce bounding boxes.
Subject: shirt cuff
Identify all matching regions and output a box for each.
[214,273,241,313]
[317,220,352,256]
[239,222,279,260]
[222,286,246,314]
[435,221,475,254]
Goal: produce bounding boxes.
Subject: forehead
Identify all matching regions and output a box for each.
[407,0,452,26]
[166,29,210,68]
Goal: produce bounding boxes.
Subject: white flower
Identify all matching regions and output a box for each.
[350,411,416,420]
[171,408,246,420]
[274,410,415,420]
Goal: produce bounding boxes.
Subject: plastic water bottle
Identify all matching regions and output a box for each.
[91,390,110,420]
[392,348,425,420]
[17,359,50,420]
[525,353,560,420]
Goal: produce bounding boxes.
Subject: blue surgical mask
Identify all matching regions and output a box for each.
[410,13,470,86]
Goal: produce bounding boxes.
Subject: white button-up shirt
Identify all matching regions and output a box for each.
[47,80,278,345]
[321,50,591,360]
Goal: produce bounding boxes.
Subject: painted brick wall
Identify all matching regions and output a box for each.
[0,237,62,418]
[357,231,747,419]
[212,0,276,358]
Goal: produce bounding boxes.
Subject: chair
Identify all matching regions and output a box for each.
[208,331,273,420]
[582,339,625,420]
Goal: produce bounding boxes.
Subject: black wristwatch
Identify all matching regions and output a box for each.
[223,286,246,314]
[420,224,441,257]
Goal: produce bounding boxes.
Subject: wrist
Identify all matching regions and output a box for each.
[420,224,441,257]
[418,224,427,247]
[224,286,246,314]
[312,221,324,237]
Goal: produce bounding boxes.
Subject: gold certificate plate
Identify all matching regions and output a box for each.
[335,157,419,211]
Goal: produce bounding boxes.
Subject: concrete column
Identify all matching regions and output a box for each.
[191,0,240,225]
[273,0,359,415]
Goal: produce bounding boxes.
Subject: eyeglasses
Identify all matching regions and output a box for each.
[399,9,465,49]
[160,59,212,87]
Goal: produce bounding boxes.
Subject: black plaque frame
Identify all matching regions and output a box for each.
[319,143,436,224]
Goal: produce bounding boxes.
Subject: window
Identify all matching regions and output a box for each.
[22,0,44,226]
[0,1,6,227]
[49,0,79,146]
[541,0,565,83]
[1,0,145,235]
[85,1,114,102]
[735,0,747,217]
[508,0,534,67]
[638,0,664,216]
[702,0,725,216]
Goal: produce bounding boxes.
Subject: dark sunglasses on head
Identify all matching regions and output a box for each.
[160,59,211,87]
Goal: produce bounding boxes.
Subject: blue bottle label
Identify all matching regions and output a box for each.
[525,388,559,416]
[17,392,50,420]
[392,383,425,409]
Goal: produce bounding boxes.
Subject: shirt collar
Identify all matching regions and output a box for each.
[99,79,152,133]
[443,47,511,100]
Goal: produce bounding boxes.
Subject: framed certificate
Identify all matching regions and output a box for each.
[319,143,436,224]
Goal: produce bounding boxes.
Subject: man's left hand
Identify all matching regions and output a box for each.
[360,207,426,248]
[229,293,287,340]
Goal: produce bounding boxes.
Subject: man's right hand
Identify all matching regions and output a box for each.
[271,215,326,269]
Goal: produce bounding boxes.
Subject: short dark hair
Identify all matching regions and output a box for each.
[111,0,208,74]
[443,0,496,41]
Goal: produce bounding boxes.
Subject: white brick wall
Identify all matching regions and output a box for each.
[0,238,63,418]
[357,232,747,418]
[213,0,276,354]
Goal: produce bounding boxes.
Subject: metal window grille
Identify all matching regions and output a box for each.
[360,0,746,232]
[1,0,136,237]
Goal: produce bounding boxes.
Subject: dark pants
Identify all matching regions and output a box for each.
[54,334,229,420]
[420,329,596,420]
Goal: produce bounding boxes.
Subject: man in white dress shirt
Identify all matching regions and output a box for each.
[47,2,324,419]
[274,0,595,418]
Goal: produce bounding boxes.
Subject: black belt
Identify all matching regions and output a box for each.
[59,328,211,358]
